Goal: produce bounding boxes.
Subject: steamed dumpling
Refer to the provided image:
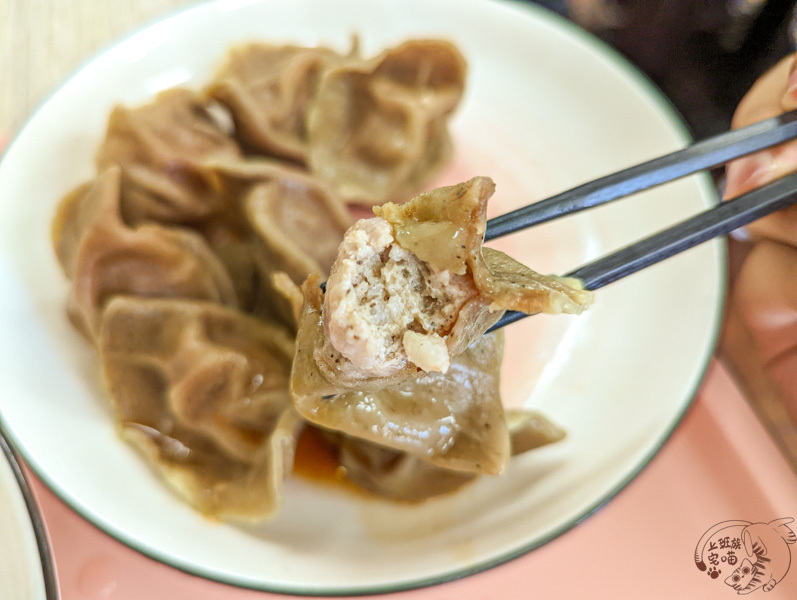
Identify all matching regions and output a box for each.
[96,88,241,224]
[100,296,299,522]
[305,177,593,392]
[204,158,352,324]
[52,167,237,339]
[206,44,342,161]
[306,40,466,205]
[292,294,510,475]
[206,158,352,284]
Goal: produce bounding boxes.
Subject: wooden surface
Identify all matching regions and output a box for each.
[0,0,193,134]
[1,0,794,469]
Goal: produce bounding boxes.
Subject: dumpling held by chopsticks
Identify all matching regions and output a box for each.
[296,176,594,394]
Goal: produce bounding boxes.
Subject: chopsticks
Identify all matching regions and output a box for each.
[321,110,797,330]
[487,112,797,331]
[485,109,797,241]
[490,171,797,331]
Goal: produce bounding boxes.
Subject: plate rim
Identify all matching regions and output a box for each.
[0,429,60,600]
[0,0,727,595]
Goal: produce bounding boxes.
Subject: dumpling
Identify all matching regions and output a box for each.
[337,409,566,501]
[337,438,476,502]
[307,176,593,392]
[205,158,352,284]
[193,214,260,314]
[52,167,237,339]
[292,301,510,475]
[100,296,299,522]
[96,88,241,225]
[201,158,351,324]
[306,40,466,205]
[206,44,342,161]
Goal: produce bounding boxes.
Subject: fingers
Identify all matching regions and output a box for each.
[731,54,795,131]
[723,55,797,424]
[724,53,797,245]
[733,240,797,365]
[746,204,797,247]
[724,148,778,199]
[725,55,796,198]
[725,142,797,246]
[725,239,797,419]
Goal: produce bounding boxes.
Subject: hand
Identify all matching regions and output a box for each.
[725,54,797,244]
[721,53,797,441]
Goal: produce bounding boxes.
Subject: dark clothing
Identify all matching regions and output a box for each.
[530,1,797,137]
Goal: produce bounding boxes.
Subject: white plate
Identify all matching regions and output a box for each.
[0,434,57,600]
[0,0,724,594]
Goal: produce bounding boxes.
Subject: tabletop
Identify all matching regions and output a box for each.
[1,1,796,599]
[0,0,195,134]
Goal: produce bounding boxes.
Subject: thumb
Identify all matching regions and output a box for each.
[724,54,797,202]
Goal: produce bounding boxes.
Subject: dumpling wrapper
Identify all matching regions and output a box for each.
[291,283,509,475]
[100,296,300,522]
[206,43,342,161]
[205,158,352,284]
[374,176,594,312]
[306,40,466,205]
[52,167,237,339]
[311,176,593,391]
[96,88,241,224]
[201,158,352,324]
[338,408,566,501]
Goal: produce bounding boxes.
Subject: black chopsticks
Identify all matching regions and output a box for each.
[486,111,797,332]
[490,171,797,331]
[484,109,797,241]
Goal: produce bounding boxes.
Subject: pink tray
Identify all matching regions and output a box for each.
[31,360,797,599]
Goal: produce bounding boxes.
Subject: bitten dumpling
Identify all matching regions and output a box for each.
[52,168,237,339]
[96,88,241,224]
[304,176,593,393]
[306,40,467,205]
[292,312,510,475]
[100,296,300,522]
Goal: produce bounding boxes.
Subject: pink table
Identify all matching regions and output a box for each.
[30,360,797,599]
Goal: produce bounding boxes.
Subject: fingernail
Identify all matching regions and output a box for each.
[724,152,775,199]
[729,226,751,242]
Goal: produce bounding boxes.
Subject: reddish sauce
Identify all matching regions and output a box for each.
[291,427,373,497]
[292,426,342,481]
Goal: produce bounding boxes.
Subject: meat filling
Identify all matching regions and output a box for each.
[323,217,475,377]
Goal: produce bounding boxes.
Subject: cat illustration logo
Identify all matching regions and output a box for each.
[694,518,796,594]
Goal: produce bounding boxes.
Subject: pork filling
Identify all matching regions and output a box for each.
[323,217,475,377]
